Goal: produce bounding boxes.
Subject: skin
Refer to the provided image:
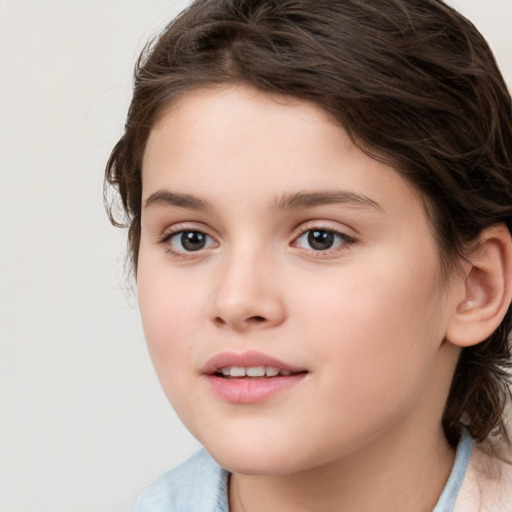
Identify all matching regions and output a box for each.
[137,84,469,511]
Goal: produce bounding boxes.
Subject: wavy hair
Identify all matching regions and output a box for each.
[105,0,512,446]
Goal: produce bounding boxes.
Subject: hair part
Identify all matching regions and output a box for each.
[105,0,512,446]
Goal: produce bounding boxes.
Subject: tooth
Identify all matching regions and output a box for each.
[230,367,246,377]
[246,366,265,377]
[280,370,292,376]
[265,367,279,377]
[221,368,231,376]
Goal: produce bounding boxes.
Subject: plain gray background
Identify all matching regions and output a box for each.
[0,1,510,510]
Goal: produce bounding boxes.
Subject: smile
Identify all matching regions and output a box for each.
[216,366,295,378]
[203,351,308,403]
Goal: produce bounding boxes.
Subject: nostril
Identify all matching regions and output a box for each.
[248,315,266,323]
[213,315,267,328]
[214,317,227,327]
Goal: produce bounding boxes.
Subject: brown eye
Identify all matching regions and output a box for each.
[167,230,216,252]
[308,230,335,250]
[180,231,207,251]
[294,228,352,252]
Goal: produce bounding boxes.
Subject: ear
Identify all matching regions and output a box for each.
[446,224,512,347]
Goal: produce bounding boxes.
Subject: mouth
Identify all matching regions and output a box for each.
[203,350,307,377]
[203,351,308,403]
[215,366,301,378]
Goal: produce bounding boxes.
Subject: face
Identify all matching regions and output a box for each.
[138,85,461,475]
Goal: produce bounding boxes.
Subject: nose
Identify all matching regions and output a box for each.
[210,248,287,332]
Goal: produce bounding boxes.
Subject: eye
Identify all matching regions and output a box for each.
[294,228,352,252]
[165,230,216,253]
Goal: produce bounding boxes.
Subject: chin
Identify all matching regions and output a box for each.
[199,433,321,476]
[211,450,302,476]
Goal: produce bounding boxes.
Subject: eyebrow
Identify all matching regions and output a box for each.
[144,190,212,211]
[143,188,384,213]
[270,190,384,212]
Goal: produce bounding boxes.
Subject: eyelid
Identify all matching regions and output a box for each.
[291,221,357,255]
[158,223,219,258]
[156,220,356,259]
[292,220,356,239]
[158,221,215,242]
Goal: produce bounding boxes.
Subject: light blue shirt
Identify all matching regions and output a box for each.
[130,430,472,512]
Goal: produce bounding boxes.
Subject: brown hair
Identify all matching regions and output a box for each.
[105,0,512,446]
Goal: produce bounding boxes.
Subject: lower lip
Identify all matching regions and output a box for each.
[205,374,306,404]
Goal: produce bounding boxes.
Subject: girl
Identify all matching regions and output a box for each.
[105,0,512,510]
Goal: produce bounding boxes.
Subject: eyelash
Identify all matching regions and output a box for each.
[158,227,216,260]
[158,224,356,259]
[292,225,356,257]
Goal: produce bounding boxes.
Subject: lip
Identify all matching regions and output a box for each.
[202,350,307,404]
[202,350,305,375]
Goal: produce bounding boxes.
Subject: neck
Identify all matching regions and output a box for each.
[229,421,455,512]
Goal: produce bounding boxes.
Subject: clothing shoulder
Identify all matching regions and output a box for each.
[454,442,512,512]
[130,449,229,512]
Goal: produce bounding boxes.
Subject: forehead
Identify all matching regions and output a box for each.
[145,84,345,172]
[141,84,426,222]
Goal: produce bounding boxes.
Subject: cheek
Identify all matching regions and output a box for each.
[137,238,208,335]
[137,287,202,423]
[294,253,445,402]
[136,262,203,387]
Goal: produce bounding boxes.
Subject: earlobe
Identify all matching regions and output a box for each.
[446,224,512,348]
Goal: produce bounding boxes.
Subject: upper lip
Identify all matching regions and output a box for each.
[202,350,306,375]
